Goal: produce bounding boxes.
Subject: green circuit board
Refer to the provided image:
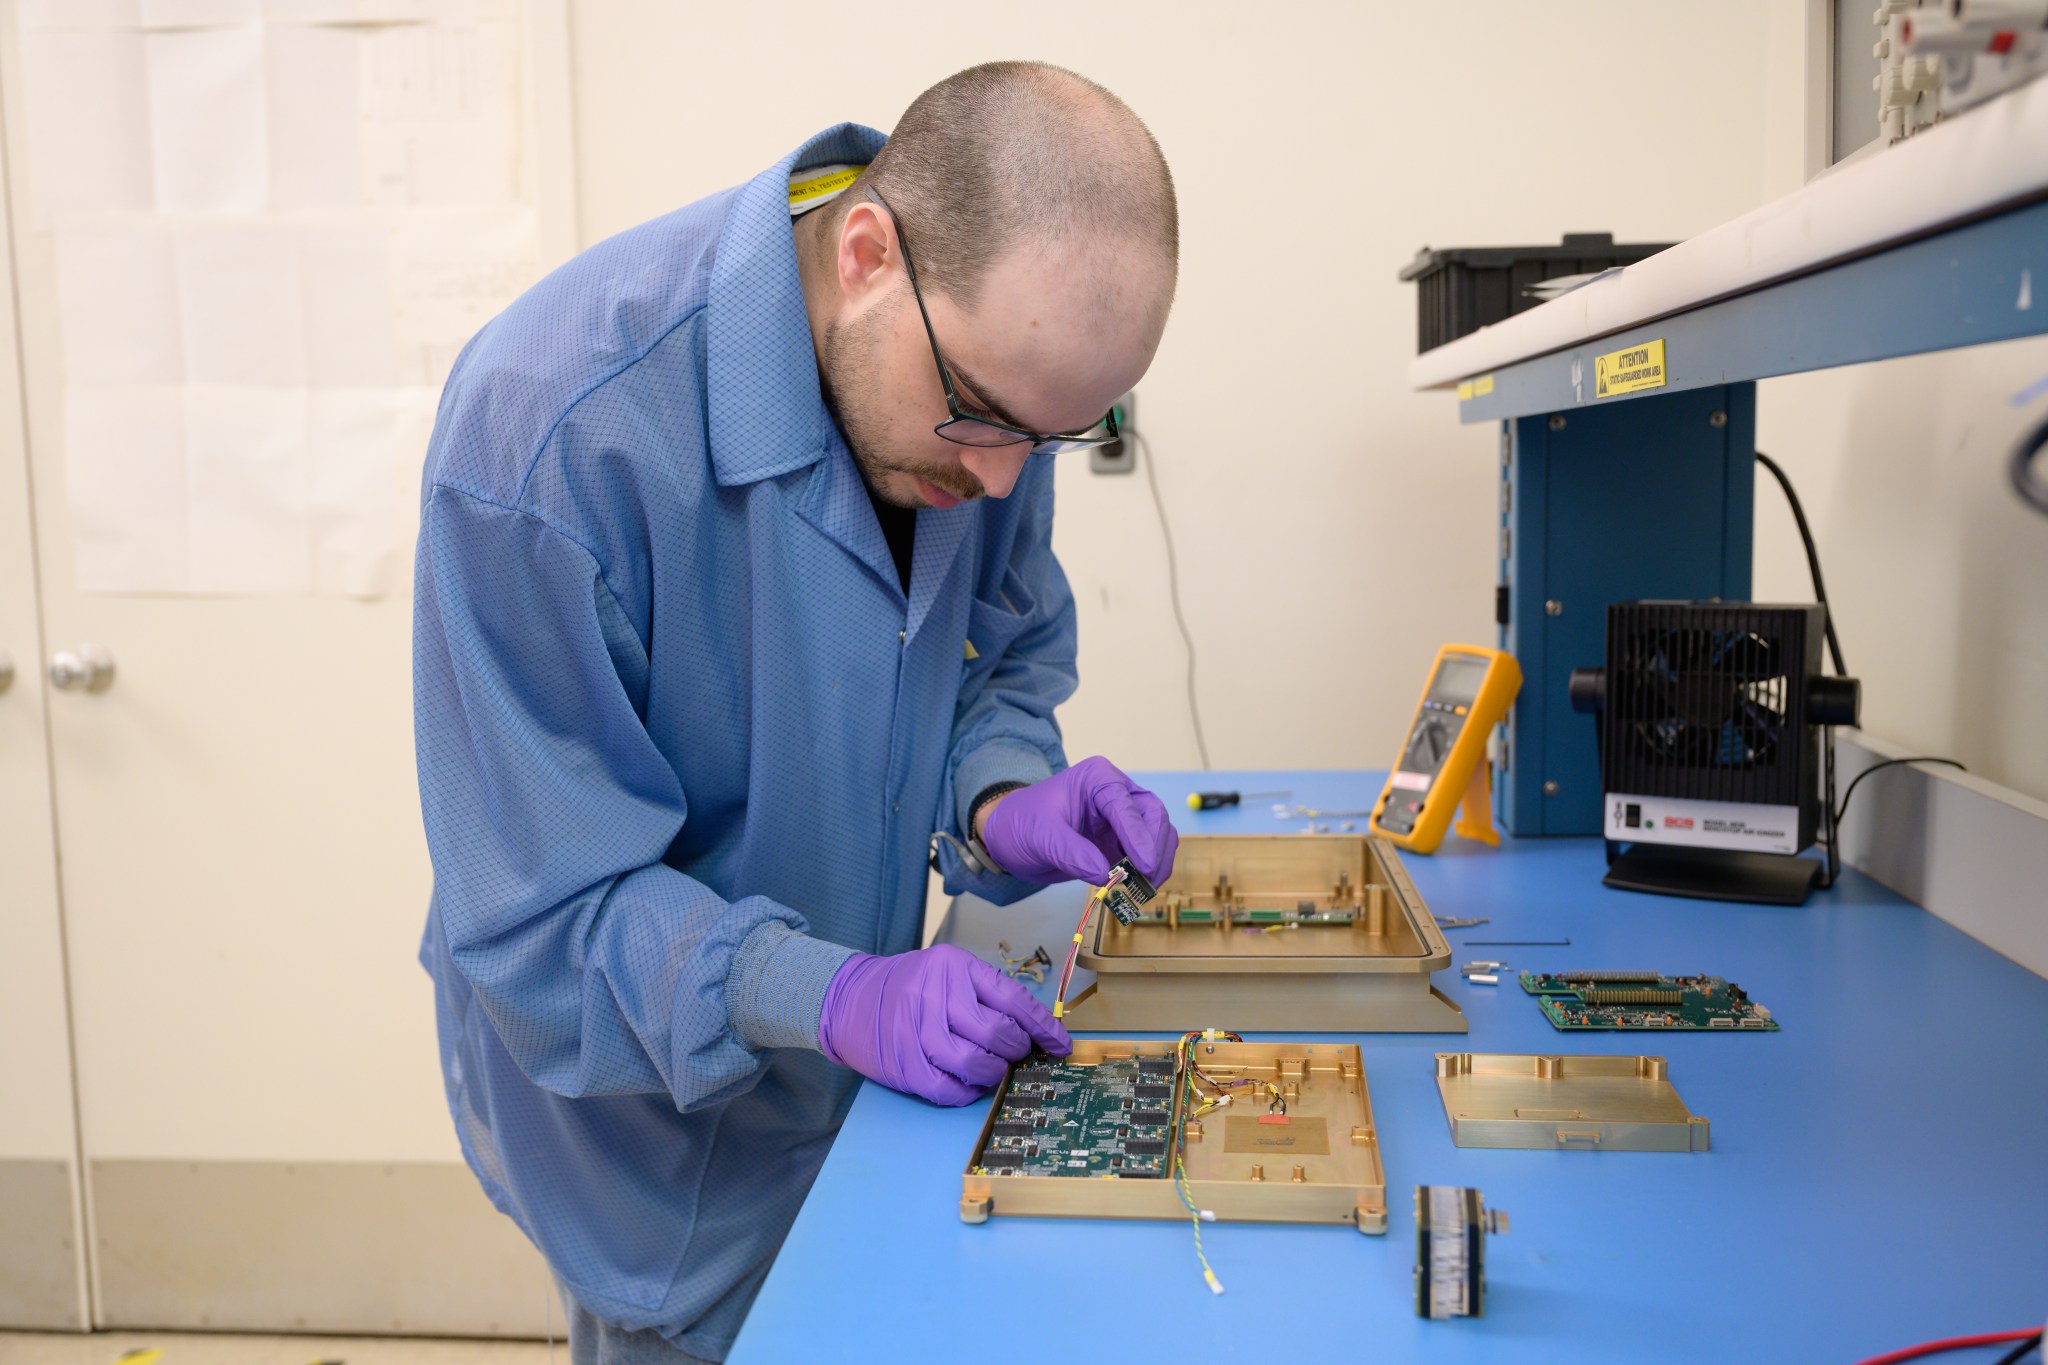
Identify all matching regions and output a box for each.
[970,1051,1180,1179]
[1520,970,1778,1032]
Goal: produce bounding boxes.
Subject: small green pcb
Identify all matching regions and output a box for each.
[1519,970,1778,1032]
[972,1052,1179,1179]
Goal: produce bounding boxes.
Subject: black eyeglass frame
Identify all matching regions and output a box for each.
[863,184,1120,456]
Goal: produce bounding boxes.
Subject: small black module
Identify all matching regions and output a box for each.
[1134,1083,1171,1101]
[991,1120,1033,1137]
[981,1150,1024,1168]
[1130,1109,1170,1126]
[1137,1057,1173,1075]
[1124,1138,1166,1157]
[1014,1068,1052,1084]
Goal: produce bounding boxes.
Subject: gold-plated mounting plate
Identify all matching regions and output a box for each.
[1435,1052,1711,1152]
[961,1039,1388,1234]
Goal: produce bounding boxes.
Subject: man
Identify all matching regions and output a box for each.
[413,62,1180,1362]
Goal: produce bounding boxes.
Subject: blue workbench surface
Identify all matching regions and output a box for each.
[731,771,2048,1364]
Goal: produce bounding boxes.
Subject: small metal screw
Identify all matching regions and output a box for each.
[1544,599,1563,616]
[1708,410,1727,427]
[1543,780,1560,796]
[1548,414,1567,431]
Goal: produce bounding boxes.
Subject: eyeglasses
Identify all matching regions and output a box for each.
[864,185,1121,456]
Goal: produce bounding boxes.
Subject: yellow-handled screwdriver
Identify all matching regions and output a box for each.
[1187,789,1291,810]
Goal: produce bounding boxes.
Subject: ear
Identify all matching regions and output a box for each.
[835,200,898,303]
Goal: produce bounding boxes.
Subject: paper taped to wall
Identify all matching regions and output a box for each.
[65,385,417,597]
[19,2,540,598]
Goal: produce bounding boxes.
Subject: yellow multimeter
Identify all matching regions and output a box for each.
[1370,645,1522,854]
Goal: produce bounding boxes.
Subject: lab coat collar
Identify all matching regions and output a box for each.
[792,432,976,638]
[706,122,888,489]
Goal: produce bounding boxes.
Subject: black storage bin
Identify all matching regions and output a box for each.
[1399,232,1673,353]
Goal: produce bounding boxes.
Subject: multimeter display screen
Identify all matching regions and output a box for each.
[1430,654,1490,705]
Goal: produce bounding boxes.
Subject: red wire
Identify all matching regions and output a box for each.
[1051,890,1101,1015]
[1849,1330,2040,1365]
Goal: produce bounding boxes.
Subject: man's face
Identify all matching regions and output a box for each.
[817,204,1169,510]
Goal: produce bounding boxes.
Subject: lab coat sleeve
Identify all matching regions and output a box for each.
[935,456,1078,904]
[414,484,856,1110]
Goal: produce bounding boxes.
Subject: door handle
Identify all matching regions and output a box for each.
[50,646,115,693]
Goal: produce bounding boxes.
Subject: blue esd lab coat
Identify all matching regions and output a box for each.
[412,123,1076,1358]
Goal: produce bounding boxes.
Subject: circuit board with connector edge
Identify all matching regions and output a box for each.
[970,1051,1178,1179]
[1519,970,1778,1031]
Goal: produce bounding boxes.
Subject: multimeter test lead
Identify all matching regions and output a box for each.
[1187,789,1292,810]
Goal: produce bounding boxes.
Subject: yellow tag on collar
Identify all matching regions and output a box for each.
[789,164,864,216]
[964,639,980,661]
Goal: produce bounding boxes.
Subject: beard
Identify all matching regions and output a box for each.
[818,295,985,510]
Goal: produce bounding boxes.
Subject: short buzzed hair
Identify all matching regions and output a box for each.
[841,62,1178,312]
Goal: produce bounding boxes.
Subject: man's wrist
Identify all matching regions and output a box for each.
[726,922,860,1053]
[969,781,1030,841]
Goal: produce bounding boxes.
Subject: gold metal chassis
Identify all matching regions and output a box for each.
[960,1039,1388,1234]
[1435,1052,1711,1152]
[1068,836,1466,1032]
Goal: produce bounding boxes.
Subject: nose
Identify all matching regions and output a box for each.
[958,443,1031,500]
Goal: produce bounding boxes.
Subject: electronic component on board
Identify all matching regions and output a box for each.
[1100,858,1158,926]
[1415,1185,1508,1319]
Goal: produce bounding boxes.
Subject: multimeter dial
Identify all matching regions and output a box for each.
[1372,646,1520,855]
[1378,655,1490,836]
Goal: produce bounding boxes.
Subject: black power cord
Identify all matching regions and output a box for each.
[1755,451,1847,676]
[1755,453,1968,858]
[1134,431,1211,770]
[2011,411,2048,517]
[1992,1333,2044,1365]
[1834,755,1969,824]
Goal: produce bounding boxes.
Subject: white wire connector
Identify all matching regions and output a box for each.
[1203,1269,1225,1295]
[1197,1209,1217,1222]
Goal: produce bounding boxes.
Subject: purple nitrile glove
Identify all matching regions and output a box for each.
[816,944,1071,1106]
[981,756,1179,886]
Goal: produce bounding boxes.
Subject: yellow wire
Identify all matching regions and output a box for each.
[1053,886,1107,1020]
[1173,1034,1224,1294]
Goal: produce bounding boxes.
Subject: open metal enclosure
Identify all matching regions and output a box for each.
[1069,835,1465,1032]
[961,1039,1387,1235]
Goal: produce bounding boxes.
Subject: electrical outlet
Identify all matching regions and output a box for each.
[1091,391,1137,474]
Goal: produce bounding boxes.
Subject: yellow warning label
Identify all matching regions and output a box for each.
[1456,374,1496,402]
[1594,338,1666,397]
[1457,381,1473,400]
[788,165,862,207]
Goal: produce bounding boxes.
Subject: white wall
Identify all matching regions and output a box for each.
[568,0,1813,775]
[1755,343,2048,804]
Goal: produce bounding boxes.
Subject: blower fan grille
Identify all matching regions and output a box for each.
[1602,604,1820,811]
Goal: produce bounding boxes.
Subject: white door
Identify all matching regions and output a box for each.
[0,113,88,1331]
[0,2,563,1335]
